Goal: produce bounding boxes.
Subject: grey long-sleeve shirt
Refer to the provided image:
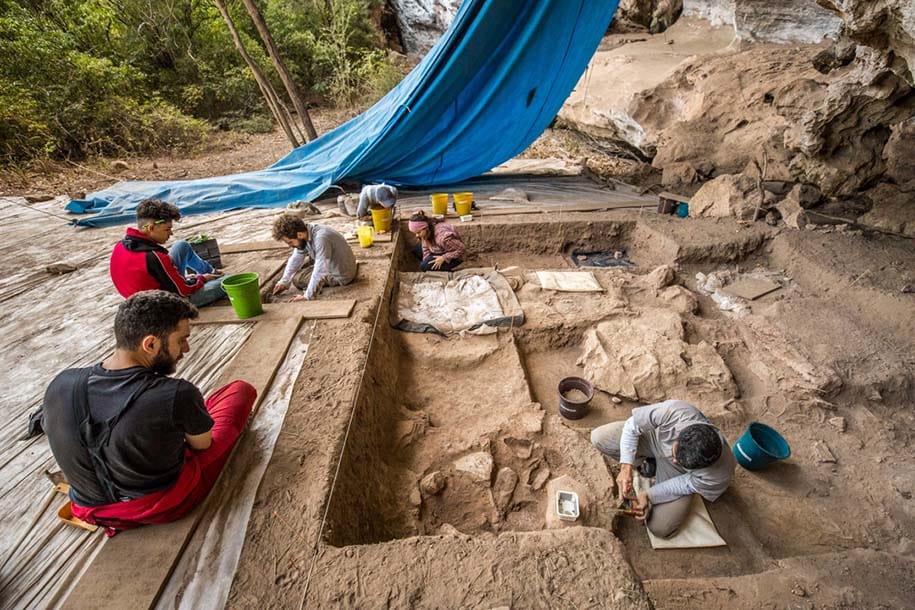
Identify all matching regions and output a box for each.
[280,223,356,299]
[620,400,735,505]
[355,184,398,218]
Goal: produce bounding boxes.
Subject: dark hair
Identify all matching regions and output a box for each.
[115,290,199,350]
[136,199,181,225]
[675,424,722,469]
[272,214,307,240]
[409,210,437,228]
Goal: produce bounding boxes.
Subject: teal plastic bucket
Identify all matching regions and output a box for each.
[220,272,262,319]
[733,422,791,471]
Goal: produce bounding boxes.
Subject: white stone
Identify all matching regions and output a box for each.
[453,451,494,483]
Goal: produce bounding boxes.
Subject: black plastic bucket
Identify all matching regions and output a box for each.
[558,377,594,420]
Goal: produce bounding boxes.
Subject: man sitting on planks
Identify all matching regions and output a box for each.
[591,400,736,538]
[33,290,256,534]
[109,199,225,306]
[270,214,357,301]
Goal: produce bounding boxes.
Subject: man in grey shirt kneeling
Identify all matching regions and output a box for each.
[591,400,735,538]
[271,215,357,301]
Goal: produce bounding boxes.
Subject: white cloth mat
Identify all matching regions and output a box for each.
[536,271,603,292]
[634,473,727,549]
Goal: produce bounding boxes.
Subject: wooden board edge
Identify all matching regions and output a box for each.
[61,317,306,610]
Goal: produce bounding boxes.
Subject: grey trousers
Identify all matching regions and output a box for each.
[291,265,350,293]
[591,420,693,538]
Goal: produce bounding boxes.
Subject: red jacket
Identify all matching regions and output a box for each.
[109,228,203,298]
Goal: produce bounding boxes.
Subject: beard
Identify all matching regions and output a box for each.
[150,344,180,375]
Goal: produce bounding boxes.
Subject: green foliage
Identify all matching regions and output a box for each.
[268,0,403,106]
[0,0,403,164]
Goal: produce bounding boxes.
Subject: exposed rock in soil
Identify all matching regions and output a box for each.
[775,194,809,230]
[453,451,494,483]
[858,182,915,236]
[742,313,843,405]
[577,308,737,403]
[658,285,699,313]
[492,467,519,511]
[690,174,761,219]
[420,470,446,495]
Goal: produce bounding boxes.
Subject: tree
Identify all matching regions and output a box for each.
[211,0,300,147]
[240,0,318,141]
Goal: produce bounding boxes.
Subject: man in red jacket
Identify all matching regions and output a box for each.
[109,199,225,306]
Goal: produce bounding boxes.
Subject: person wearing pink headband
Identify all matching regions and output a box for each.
[409,211,466,272]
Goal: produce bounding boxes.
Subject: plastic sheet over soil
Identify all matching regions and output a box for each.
[392,268,523,334]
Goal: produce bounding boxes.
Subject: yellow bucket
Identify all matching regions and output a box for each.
[430,193,448,216]
[357,225,374,248]
[454,192,473,216]
[370,206,392,233]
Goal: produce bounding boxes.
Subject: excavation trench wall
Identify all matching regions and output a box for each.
[323,239,408,547]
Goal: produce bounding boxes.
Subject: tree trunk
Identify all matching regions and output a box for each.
[240,0,318,141]
[211,0,300,148]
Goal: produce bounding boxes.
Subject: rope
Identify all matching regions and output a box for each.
[0,196,73,223]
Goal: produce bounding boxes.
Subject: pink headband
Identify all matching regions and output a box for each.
[408,220,427,232]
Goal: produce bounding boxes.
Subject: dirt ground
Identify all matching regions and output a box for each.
[230,209,914,607]
[4,126,914,608]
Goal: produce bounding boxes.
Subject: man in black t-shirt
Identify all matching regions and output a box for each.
[36,290,257,532]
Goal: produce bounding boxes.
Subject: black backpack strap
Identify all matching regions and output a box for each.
[72,368,152,504]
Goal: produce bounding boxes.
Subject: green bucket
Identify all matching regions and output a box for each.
[221,272,263,319]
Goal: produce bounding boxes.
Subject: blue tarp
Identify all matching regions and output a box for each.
[67,0,619,227]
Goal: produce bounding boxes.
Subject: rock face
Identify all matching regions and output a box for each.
[884,118,915,190]
[614,0,683,33]
[683,0,842,43]
[559,7,915,202]
[816,0,915,82]
[388,0,459,56]
[558,18,736,159]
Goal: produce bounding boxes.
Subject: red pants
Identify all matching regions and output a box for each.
[72,380,256,535]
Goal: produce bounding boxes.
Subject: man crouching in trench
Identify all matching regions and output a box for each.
[591,400,735,538]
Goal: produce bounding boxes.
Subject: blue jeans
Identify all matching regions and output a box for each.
[169,240,225,307]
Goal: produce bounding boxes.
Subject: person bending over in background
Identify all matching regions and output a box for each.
[354,183,398,220]
[109,199,224,306]
[590,400,735,538]
[271,215,357,301]
[408,211,466,272]
[33,290,256,534]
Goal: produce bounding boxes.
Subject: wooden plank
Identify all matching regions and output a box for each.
[62,317,304,610]
[720,277,781,301]
[220,240,287,254]
[658,191,691,204]
[192,300,356,325]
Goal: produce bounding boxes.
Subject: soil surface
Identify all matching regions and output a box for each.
[226,207,914,608]
[5,123,914,608]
